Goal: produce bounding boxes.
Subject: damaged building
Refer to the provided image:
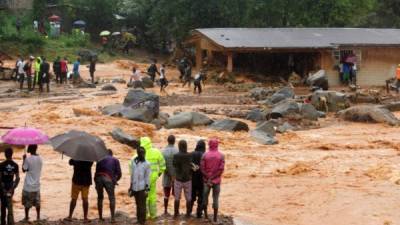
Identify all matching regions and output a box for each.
[187,28,400,86]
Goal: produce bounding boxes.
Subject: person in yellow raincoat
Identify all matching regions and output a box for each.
[32,57,41,90]
[130,137,166,219]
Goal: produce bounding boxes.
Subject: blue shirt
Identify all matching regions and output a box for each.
[95,155,122,184]
[73,61,80,73]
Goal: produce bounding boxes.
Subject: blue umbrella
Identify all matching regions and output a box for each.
[73,20,86,27]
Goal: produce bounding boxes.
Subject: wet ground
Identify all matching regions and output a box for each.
[1,61,400,225]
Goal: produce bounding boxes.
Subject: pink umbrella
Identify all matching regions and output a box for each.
[1,127,49,145]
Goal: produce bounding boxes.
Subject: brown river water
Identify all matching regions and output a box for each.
[0,61,400,225]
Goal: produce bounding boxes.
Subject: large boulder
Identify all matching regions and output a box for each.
[338,105,400,126]
[101,84,117,91]
[270,99,300,119]
[209,119,249,132]
[191,112,213,126]
[165,112,194,129]
[270,87,295,104]
[250,121,278,145]
[277,122,295,133]
[250,87,273,101]
[253,120,276,137]
[123,89,159,117]
[101,104,123,116]
[165,112,213,129]
[141,76,154,88]
[307,70,329,90]
[120,107,155,123]
[246,109,267,122]
[110,128,137,146]
[299,103,320,121]
[311,90,348,112]
[381,102,400,112]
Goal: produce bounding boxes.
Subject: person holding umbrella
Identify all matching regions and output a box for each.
[22,145,43,222]
[0,148,20,225]
[66,159,93,222]
[50,130,109,223]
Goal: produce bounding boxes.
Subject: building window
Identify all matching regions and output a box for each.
[333,49,362,70]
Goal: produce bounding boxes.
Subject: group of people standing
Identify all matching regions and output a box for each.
[14,55,96,93]
[0,136,224,225]
[15,55,53,92]
[338,59,357,85]
[178,58,206,95]
[129,136,225,224]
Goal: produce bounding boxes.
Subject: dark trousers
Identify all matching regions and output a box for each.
[191,182,203,216]
[133,190,146,225]
[183,77,192,87]
[194,82,202,94]
[95,176,115,209]
[149,73,155,82]
[1,193,14,225]
[55,72,61,84]
[61,72,66,84]
[38,73,50,93]
[90,71,95,84]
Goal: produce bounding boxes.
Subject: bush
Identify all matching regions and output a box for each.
[60,33,90,48]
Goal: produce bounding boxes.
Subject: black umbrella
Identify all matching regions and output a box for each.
[50,130,107,162]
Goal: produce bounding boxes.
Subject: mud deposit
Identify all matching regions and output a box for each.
[1,61,400,225]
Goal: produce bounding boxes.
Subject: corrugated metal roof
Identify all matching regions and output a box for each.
[195,28,400,49]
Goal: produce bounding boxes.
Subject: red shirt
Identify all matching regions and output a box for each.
[60,60,67,73]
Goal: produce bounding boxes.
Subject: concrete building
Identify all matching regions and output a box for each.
[188,28,400,86]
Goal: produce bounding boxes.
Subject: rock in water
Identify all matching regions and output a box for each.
[277,122,295,133]
[165,112,213,129]
[209,119,249,132]
[250,130,278,145]
[120,107,155,123]
[299,104,320,121]
[141,76,154,88]
[338,105,400,126]
[270,86,295,104]
[253,120,276,137]
[270,99,300,119]
[110,128,137,146]
[123,89,159,118]
[191,112,213,126]
[249,87,273,101]
[307,70,329,90]
[250,120,278,145]
[311,90,348,112]
[101,84,117,91]
[246,109,267,122]
[101,104,124,116]
[165,112,194,129]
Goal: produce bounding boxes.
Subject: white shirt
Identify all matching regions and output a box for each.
[160,67,166,79]
[130,159,151,192]
[17,60,25,74]
[131,70,142,81]
[23,155,43,192]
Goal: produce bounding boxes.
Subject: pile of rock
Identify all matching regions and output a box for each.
[102,89,160,124]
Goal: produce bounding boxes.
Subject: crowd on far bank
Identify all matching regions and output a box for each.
[1,55,207,96]
[0,136,225,225]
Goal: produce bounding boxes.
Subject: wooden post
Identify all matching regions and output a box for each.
[227,51,233,73]
[195,43,202,71]
[207,49,214,64]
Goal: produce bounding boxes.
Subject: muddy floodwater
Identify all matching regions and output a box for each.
[1,61,400,225]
